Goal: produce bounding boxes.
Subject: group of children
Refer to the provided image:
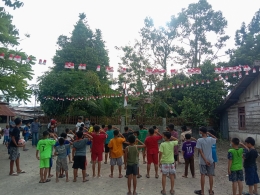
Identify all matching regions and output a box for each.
[5,116,259,195]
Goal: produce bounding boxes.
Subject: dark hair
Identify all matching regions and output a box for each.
[232,138,240,146]
[163,131,171,139]
[128,135,136,144]
[76,131,83,139]
[149,128,154,135]
[102,125,105,128]
[208,129,216,137]
[60,132,67,139]
[25,122,30,125]
[81,124,84,127]
[43,131,49,137]
[114,130,119,136]
[185,134,191,140]
[108,125,112,129]
[79,127,83,132]
[58,137,65,145]
[181,126,187,131]
[124,127,129,131]
[14,118,22,125]
[133,130,139,136]
[78,117,82,120]
[91,122,95,126]
[34,118,38,121]
[167,124,174,131]
[94,125,100,132]
[65,128,69,133]
[139,124,144,129]
[199,126,207,134]
[153,126,157,129]
[245,137,255,146]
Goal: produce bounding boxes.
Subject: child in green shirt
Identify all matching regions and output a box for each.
[228,138,244,195]
[36,131,57,183]
[138,124,148,164]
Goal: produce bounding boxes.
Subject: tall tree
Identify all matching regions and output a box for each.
[178,0,229,67]
[52,13,109,81]
[0,3,34,102]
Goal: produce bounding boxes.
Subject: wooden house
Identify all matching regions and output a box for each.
[218,64,260,144]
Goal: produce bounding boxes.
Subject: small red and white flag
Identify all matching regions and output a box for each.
[14,55,21,62]
[170,69,178,76]
[9,54,14,60]
[39,59,42,64]
[65,62,75,69]
[96,65,100,71]
[26,57,31,63]
[0,53,5,59]
[78,64,86,70]
[43,60,47,65]
[106,66,114,73]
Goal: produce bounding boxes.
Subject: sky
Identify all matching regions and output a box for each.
[2,0,260,106]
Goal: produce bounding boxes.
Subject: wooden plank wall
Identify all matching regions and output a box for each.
[228,74,260,133]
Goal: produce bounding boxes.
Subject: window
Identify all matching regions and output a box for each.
[238,107,245,130]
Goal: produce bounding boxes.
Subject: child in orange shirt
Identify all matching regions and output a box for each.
[108,130,126,178]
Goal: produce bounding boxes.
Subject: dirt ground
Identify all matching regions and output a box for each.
[0,139,259,195]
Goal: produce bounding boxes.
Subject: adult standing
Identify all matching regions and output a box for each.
[9,117,26,175]
[31,118,41,147]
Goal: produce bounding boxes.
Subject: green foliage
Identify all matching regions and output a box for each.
[52,14,109,81]
[2,0,24,10]
[178,0,229,67]
[0,2,34,101]
[38,14,120,116]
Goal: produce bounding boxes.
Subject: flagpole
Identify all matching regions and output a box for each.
[125,82,127,126]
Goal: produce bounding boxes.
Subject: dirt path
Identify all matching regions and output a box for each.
[0,140,259,195]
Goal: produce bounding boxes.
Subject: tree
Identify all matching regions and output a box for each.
[52,13,109,81]
[0,2,34,102]
[178,0,229,67]
[38,13,120,116]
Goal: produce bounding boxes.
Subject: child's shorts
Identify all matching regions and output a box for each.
[50,158,53,167]
[110,157,123,166]
[40,158,50,168]
[4,135,9,143]
[161,163,175,175]
[147,153,158,165]
[245,166,260,186]
[200,164,214,176]
[72,156,86,170]
[91,152,103,161]
[56,158,68,171]
[66,146,71,155]
[126,164,138,176]
[229,170,244,182]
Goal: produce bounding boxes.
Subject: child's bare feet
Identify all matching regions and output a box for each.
[66,178,69,182]
[92,174,96,178]
[56,178,59,183]
[109,174,113,178]
[48,174,53,178]
[119,174,123,178]
[127,192,132,195]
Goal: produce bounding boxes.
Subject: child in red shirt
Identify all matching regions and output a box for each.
[144,127,163,178]
[90,126,107,178]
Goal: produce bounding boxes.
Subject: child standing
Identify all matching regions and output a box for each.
[104,125,114,164]
[65,128,74,163]
[90,125,107,178]
[167,124,179,167]
[23,122,30,142]
[72,131,92,182]
[182,134,197,178]
[108,129,126,178]
[145,127,163,178]
[124,135,145,195]
[194,127,216,195]
[138,125,148,164]
[55,137,70,182]
[228,138,244,195]
[159,131,178,195]
[242,137,259,195]
[209,129,218,168]
[3,125,9,145]
[36,131,57,183]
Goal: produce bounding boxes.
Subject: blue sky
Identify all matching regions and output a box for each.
[3,0,260,105]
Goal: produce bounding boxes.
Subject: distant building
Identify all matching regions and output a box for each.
[0,101,15,123]
[12,106,44,119]
[218,65,260,144]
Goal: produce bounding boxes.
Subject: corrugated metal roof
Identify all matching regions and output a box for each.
[0,104,15,116]
[217,67,260,112]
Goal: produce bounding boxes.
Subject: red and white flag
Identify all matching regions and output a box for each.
[26,57,31,63]
[65,62,74,69]
[9,54,14,60]
[0,53,4,59]
[43,60,47,65]
[39,59,42,64]
[124,85,128,107]
[78,64,86,70]
[96,65,100,71]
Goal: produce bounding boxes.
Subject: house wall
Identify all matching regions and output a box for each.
[228,74,260,145]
